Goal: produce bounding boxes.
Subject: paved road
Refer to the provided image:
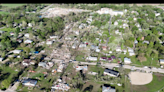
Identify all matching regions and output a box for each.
[70,61,164,74]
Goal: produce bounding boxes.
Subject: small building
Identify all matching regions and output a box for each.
[159,59,164,64]
[114,21,118,25]
[124,57,131,64]
[102,84,116,92]
[88,71,98,75]
[10,32,14,36]
[24,40,33,44]
[102,46,107,51]
[57,64,64,72]
[38,62,47,68]
[86,56,98,61]
[50,36,58,39]
[28,23,32,27]
[22,79,37,87]
[46,40,53,45]
[0,57,4,62]
[12,50,22,54]
[116,47,122,52]
[143,40,149,44]
[103,68,119,77]
[22,59,35,66]
[79,43,87,48]
[76,65,88,71]
[65,37,72,40]
[24,33,29,38]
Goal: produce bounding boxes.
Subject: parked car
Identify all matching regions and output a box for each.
[143,66,148,68]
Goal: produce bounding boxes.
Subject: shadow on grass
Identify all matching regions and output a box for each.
[0,73,10,82]
[83,85,93,92]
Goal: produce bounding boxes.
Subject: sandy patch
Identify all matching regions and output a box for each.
[128,71,153,85]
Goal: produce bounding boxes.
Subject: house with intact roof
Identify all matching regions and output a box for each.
[22,78,37,87]
[103,68,119,77]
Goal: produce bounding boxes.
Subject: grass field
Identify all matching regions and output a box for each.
[1,27,15,32]
[1,4,26,8]
[0,11,9,14]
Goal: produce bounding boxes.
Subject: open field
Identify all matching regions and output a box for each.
[129,72,153,85]
[1,4,26,8]
[129,73,164,92]
[0,11,9,14]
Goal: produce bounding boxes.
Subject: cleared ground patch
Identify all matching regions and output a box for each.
[128,72,153,85]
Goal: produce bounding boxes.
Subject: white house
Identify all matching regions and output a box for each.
[10,32,14,36]
[116,47,122,52]
[50,36,58,39]
[38,62,47,68]
[22,79,37,87]
[24,33,29,38]
[65,37,72,40]
[24,40,33,44]
[79,43,87,48]
[28,23,32,27]
[22,59,35,66]
[133,17,137,21]
[12,50,22,54]
[103,68,119,77]
[46,41,53,45]
[155,13,160,16]
[124,57,131,64]
[114,21,118,25]
[96,8,124,16]
[86,56,98,61]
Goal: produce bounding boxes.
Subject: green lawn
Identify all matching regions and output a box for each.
[1,4,26,8]
[0,11,9,14]
[1,27,15,32]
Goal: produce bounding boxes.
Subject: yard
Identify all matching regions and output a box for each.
[1,4,26,8]
[0,11,9,14]
[1,27,16,32]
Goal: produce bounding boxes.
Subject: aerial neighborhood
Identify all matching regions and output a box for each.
[0,3,164,92]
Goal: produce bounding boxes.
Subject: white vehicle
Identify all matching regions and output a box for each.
[144,66,148,68]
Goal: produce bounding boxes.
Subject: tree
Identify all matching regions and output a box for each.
[142,23,149,29]
[22,20,27,28]
[1,79,11,88]
[23,47,30,55]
